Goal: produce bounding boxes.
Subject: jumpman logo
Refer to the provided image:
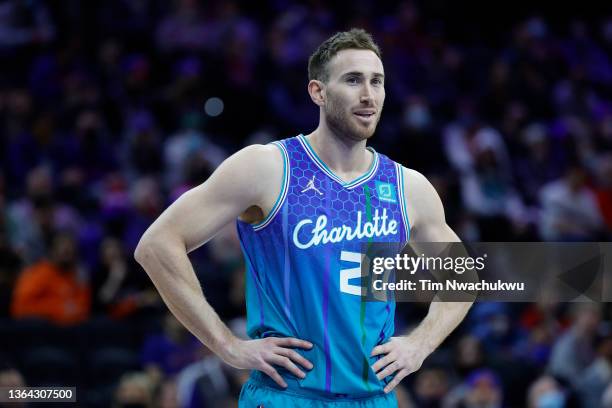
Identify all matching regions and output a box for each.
[301,176,323,195]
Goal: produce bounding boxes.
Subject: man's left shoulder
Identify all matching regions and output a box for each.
[398,166,444,225]
[398,166,432,191]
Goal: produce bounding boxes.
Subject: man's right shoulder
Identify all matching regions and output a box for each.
[219,143,285,217]
[211,143,285,206]
[229,143,284,178]
[240,143,284,162]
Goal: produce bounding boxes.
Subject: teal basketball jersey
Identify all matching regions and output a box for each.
[236,134,410,397]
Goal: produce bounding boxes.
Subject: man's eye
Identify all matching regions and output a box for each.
[372,78,383,85]
[347,77,359,84]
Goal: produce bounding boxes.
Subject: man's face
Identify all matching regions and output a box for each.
[321,49,385,141]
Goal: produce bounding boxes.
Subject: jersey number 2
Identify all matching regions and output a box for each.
[340,251,361,296]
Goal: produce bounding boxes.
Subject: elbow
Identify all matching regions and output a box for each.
[134,230,184,269]
[134,233,158,267]
[134,239,147,266]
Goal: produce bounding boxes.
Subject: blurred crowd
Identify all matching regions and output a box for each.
[0,0,612,407]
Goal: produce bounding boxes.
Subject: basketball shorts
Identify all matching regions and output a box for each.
[239,372,397,408]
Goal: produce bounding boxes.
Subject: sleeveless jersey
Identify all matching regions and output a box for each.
[236,134,411,397]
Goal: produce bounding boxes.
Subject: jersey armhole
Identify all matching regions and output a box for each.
[394,163,411,241]
[251,141,290,231]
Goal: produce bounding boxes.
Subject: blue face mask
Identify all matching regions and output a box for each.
[537,391,566,408]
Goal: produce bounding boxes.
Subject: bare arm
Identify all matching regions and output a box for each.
[402,168,472,349]
[372,168,472,393]
[134,144,312,387]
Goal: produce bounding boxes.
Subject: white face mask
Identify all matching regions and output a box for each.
[536,391,566,408]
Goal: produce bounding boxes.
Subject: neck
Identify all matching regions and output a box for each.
[305,122,372,178]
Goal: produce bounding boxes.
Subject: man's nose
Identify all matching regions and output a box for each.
[360,84,373,104]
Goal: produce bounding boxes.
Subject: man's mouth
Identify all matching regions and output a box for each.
[353,111,376,123]
[354,110,376,118]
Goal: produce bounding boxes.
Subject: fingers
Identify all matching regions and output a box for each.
[375,361,400,381]
[371,352,395,373]
[261,363,287,388]
[384,369,408,394]
[275,347,313,370]
[273,337,313,350]
[268,355,306,379]
[370,342,391,357]
[256,338,314,385]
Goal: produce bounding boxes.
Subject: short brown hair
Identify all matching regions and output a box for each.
[308,28,382,82]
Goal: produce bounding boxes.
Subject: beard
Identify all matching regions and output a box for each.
[324,91,381,141]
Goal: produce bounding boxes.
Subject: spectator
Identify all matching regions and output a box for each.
[11,231,91,325]
[539,164,605,241]
[123,110,163,178]
[0,0,54,49]
[113,372,154,408]
[461,370,503,408]
[50,110,117,181]
[412,367,450,408]
[514,123,565,205]
[514,299,562,366]
[466,303,516,354]
[7,166,81,264]
[576,324,612,408]
[162,112,226,192]
[92,236,159,318]
[445,123,511,176]
[603,383,612,408]
[548,303,601,384]
[446,124,526,239]
[444,369,503,408]
[155,0,210,53]
[453,335,485,378]
[123,177,163,254]
[527,376,567,408]
[155,378,180,408]
[0,361,26,408]
[141,312,204,382]
[177,317,248,408]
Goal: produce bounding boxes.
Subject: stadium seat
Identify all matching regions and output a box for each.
[86,347,140,388]
[21,347,79,387]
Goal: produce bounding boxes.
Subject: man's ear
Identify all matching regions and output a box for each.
[308,79,325,107]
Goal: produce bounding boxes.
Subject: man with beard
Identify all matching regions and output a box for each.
[136,29,471,407]
[11,231,90,325]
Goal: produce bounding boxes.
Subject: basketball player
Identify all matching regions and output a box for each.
[135,29,472,407]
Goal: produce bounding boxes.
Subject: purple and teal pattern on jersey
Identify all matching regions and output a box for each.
[237,134,410,397]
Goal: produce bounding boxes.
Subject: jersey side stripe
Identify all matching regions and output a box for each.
[253,141,290,231]
[395,163,411,241]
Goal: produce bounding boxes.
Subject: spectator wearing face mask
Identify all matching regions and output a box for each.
[527,376,566,408]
